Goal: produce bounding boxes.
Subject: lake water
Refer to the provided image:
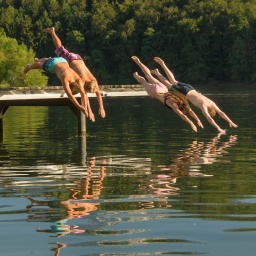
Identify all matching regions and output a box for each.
[0,86,256,256]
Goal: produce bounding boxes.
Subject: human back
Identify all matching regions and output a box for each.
[69,59,96,84]
[53,61,81,84]
[186,90,216,114]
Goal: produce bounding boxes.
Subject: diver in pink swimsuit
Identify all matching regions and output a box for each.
[152,57,238,134]
[131,56,203,132]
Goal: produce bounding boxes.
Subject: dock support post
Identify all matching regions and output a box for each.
[80,112,86,135]
[81,134,86,166]
[0,106,9,143]
[68,105,86,135]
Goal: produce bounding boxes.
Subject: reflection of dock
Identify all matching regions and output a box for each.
[0,85,146,138]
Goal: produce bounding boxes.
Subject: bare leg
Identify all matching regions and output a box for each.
[23,61,44,74]
[154,57,178,85]
[151,68,173,90]
[131,56,161,85]
[133,71,147,84]
[133,72,156,97]
[26,198,49,208]
[43,27,62,49]
[34,57,49,63]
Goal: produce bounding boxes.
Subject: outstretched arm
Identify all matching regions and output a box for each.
[171,104,198,132]
[201,106,225,134]
[213,104,238,128]
[95,90,106,118]
[78,79,95,122]
[86,98,95,122]
[43,27,62,49]
[62,80,89,117]
[188,109,204,129]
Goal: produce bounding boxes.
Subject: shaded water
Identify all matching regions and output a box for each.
[0,87,256,255]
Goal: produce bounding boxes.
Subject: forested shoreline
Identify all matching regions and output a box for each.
[0,0,256,87]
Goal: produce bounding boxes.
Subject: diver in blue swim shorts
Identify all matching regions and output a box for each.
[23,57,95,121]
[42,57,67,74]
[44,27,105,120]
[152,57,238,134]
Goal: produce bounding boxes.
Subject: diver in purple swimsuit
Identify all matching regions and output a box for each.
[43,27,105,119]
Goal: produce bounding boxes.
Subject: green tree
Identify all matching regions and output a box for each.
[227,36,247,82]
[0,29,48,87]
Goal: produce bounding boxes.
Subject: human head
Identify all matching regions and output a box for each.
[172,91,190,115]
[69,82,80,95]
[84,80,98,93]
[208,106,216,117]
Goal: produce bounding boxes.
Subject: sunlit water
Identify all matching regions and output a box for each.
[0,87,256,256]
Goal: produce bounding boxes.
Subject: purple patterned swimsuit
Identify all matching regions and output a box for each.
[55,46,82,63]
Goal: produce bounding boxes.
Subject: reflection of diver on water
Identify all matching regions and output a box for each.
[146,135,238,197]
[27,197,98,237]
[36,218,85,237]
[26,156,107,239]
[169,134,238,175]
[27,197,99,217]
[51,242,66,256]
[70,156,106,200]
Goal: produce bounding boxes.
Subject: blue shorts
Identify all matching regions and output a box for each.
[171,82,195,95]
[42,57,67,74]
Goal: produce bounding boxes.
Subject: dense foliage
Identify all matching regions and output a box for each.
[0,28,50,87]
[1,0,256,86]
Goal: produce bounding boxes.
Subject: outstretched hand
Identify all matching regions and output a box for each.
[229,122,238,128]
[218,129,227,135]
[197,120,204,129]
[99,108,106,118]
[80,106,88,117]
[88,112,95,122]
[191,122,198,132]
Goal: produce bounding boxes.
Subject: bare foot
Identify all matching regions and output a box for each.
[133,72,146,84]
[43,27,55,33]
[153,57,164,65]
[23,64,30,75]
[133,71,139,79]
[34,58,39,62]
[131,56,140,64]
[150,68,160,75]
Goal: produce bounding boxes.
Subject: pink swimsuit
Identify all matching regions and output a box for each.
[55,46,82,63]
[155,83,168,94]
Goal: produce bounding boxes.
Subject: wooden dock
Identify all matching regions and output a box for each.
[0,85,147,136]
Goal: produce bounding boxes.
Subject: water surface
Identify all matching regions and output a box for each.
[0,87,256,255]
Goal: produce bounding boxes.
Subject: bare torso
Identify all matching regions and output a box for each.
[186,90,214,109]
[54,62,80,83]
[69,60,94,83]
[144,83,167,104]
